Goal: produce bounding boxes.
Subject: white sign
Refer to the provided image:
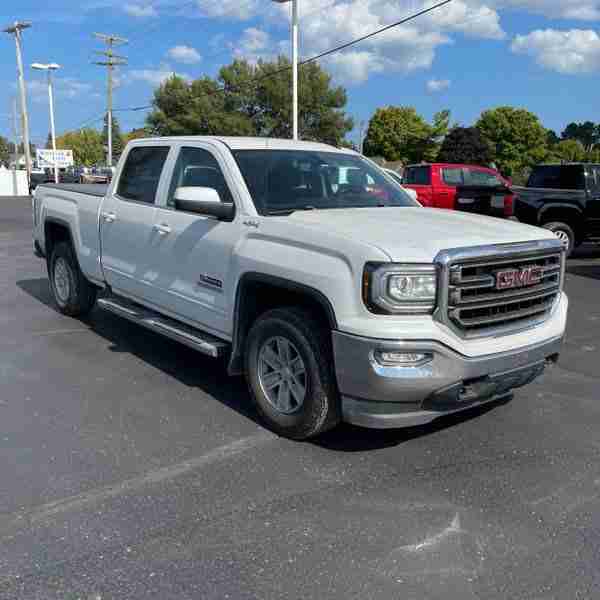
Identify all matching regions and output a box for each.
[36,149,74,169]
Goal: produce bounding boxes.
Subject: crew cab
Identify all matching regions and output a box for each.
[403,163,513,216]
[513,163,600,256]
[33,137,567,440]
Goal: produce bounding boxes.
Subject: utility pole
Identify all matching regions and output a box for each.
[358,120,365,154]
[3,21,32,183]
[93,33,127,168]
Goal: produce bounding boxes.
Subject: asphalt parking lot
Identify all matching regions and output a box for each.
[2,195,600,600]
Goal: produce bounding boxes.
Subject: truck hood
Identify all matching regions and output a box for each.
[287,207,555,262]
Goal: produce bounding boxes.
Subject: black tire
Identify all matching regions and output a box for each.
[245,307,341,440]
[542,221,575,257]
[48,241,97,316]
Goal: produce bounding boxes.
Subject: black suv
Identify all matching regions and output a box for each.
[513,163,600,256]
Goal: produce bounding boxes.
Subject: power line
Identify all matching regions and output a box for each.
[99,0,455,134]
[194,0,457,98]
[302,0,453,64]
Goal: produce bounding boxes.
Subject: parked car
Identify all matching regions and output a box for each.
[61,166,88,184]
[382,168,418,201]
[81,166,114,184]
[33,137,567,440]
[29,167,47,192]
[403,163,514,217]
[512,163,600,256]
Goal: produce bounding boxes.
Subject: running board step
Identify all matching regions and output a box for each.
[97,296,230,358]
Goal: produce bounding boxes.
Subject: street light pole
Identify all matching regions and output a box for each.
[32,63,61,183]
[292,0,298,141]
[273,0,299,140]
[48,69,58,183]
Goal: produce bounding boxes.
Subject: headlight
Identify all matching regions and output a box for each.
[363,263,438,314]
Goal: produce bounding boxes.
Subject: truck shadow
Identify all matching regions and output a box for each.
[314,398,511,451]
[17,276,513,452]
[567,264,600,281]
[566,244,600,280]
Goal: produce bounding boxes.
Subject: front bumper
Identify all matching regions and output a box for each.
[332,332,563,429]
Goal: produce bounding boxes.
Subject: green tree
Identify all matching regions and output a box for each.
[546,129,560,147]
[0,135,9,166]
[102,114,125,162]
[363,106,449,163]
[146,57,353,146]
[476,106,548,179]
[55,128,104,166]
[437,126,495,165]
[561,121,599,151]
[587,147,600,163]
[7,141,36,159]
[124,128,149,144]
[45,132,53,149]
[551,139,586,163]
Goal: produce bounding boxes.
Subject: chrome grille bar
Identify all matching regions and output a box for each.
[434,239,564,338]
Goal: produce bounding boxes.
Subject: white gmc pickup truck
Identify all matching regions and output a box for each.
[33,137,568,439]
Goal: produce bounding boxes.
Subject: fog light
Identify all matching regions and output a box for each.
[373,350,432,367]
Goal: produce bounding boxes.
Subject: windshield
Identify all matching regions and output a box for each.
[232,150,419,215]
[527,165,585,190]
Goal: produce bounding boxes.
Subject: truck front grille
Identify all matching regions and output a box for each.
[441,246,563,337]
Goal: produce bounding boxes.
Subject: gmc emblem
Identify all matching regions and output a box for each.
[496,266,543,290]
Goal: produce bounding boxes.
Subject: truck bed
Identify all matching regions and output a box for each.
[34,182,106,285]
[512,185,586,201]
[38,183,109,197]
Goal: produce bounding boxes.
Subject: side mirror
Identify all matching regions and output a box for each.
[173,186,235,221]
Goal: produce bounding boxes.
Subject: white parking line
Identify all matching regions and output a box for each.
[0,433,276,535]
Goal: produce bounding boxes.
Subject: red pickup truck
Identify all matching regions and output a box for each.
[403,163,514,217]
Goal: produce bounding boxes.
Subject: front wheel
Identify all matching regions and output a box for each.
[542,221,575,257]
[48,241,97,316]
[245,307,341,440]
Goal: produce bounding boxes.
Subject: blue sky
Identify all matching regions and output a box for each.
[1,0,599,148]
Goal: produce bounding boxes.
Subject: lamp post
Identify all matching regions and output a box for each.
[32,62,61,183]
[273,0,298,140]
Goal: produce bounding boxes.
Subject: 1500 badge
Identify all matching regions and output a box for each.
[198,274,223,289]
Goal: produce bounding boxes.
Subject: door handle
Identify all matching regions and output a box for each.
[154,223,172,236]
[101,211,117,223]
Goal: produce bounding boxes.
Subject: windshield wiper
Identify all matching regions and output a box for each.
[266,205,317,216]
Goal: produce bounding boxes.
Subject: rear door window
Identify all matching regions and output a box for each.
[404,166,431,185]
[441,168,463,186]
[117,146,170,204]
[527,165,585,190]
[463,169,502,186]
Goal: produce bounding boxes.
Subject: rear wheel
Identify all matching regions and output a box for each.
[49,241,97,316]
[542,221,575,257]
[245,307,340,440]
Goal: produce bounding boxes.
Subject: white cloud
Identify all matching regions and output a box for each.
[28,77,97,103]
[494,0,600,21]
[326,51,385,84]
[426,78,451,92]
[269,0,502,86]
[195,0,260,20]
[124,3,157,17]
[233,28,272,62]
[167,45,202,64]
[130,64,190,86]
[511,28,600,74]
